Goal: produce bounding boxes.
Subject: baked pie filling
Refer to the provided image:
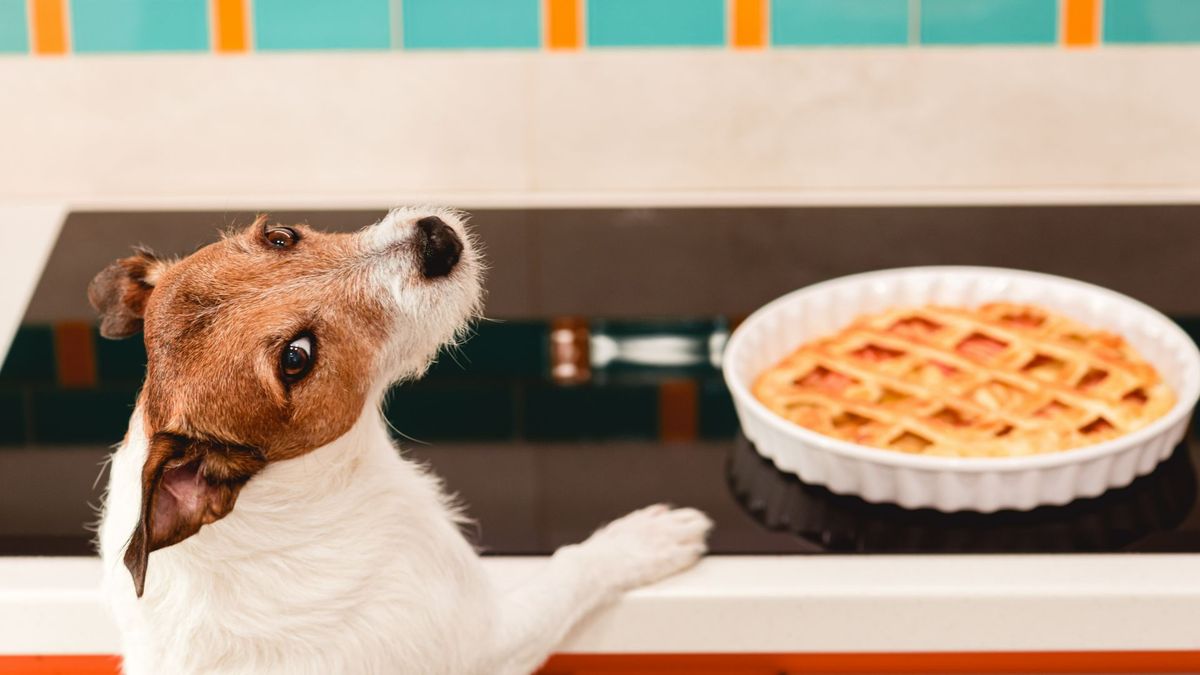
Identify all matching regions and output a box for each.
[753,303,1175,458]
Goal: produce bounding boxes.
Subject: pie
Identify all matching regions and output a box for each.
[753,303,1175,458]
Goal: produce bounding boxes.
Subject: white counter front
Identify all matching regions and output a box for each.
[4,555,1200,656]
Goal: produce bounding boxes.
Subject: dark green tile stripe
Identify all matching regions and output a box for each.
[525,383,660,440]
[94,328,148,384]
[425,321,548,378]
[0,390,27,445]
[385,380,517,441]
[0,326,55,384]
[699,377,739,440]
[31,387,138,444]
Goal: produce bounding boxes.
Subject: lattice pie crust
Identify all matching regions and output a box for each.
[753,303,1175,458]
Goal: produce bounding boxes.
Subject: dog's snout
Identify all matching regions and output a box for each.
[416,216,463,279]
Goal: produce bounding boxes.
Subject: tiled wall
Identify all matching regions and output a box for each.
[2,0,1198,54]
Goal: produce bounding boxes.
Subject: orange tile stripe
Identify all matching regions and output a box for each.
[53,321,96,389]
[30,0,69,55]
[546,0,581,50]
[539,651,1200,674]
[1064,0,1100,47]
[6,651,1200,675]
[0,656,120,675]
[658,379,698,443]
[213,0,249,53]
[732,0,767,49]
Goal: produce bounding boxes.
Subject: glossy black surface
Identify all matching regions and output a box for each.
[727,433,1199,553]
[9,426,1200,557]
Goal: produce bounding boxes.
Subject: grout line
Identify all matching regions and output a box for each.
[23,0,33,53]
[245,0,255,52]
[1058,0,1065,44]
[725,0,732,49]
[908,0,921,46]
[579,0,587,48]
[390,0,403,49]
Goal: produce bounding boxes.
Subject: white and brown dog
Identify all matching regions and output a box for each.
[91,208,711,675]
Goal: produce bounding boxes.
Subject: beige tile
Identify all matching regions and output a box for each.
[0,53,534,201]
[529,49,1200,193]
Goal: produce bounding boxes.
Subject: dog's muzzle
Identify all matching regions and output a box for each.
[416,216,463,279]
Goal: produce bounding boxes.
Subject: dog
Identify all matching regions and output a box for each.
[91,208,711,674]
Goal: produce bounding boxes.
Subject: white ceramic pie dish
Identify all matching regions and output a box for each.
[723,266,1200,512]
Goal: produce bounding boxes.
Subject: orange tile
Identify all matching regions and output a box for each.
[732,0,767,49]
[546,0,581,50]
[658,379,698,443]
[53,321,97,389]
[30,0,69,55]
[213,0,249,53]
[0,655,120,675]
[1064,0,1099,47]
[540,651,1200,673]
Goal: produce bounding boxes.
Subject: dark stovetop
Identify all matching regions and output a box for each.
[445,429,1200,557]
[7,427,1200,558]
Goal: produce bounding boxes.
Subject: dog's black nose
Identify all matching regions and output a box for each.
[416,216,463,279]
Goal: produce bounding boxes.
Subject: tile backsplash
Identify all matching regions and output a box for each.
[3,0,1199,55]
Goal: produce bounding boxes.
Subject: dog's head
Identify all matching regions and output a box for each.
[89,208,483,596]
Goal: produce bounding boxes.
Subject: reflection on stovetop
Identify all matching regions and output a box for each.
[728,434,1199,553]
[6,432,1200,557]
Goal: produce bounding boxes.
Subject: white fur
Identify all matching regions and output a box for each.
[98,209,711,675]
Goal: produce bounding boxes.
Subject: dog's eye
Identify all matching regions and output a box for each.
[281,335,314,381]
[265,227,298,249]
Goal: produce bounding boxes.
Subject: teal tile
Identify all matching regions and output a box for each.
[525,384,658,441]
[588,0,725,47]
[920,0,1056,45]
[1105,0,1200,43]
[94,327,147,384]
[31,387,137,444]
[0,0,28,53]
[384,381,515,441]
[425,321,547,379]
[255,0,390,50]
[0,326,55,384]
[0,389,27,445]
[71,0,209,53]
[772,0,909,46]
[403,0,538,49]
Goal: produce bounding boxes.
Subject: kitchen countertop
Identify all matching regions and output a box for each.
[6,554,1200,655]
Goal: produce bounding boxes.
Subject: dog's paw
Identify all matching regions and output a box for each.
[574,504,712,591]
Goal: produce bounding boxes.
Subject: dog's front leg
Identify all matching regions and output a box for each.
[488,504,711,675]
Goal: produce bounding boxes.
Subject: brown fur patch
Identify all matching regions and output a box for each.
[88,247,160,339]
[98,218,397,595]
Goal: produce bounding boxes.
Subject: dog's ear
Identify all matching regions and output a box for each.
[124,433,266,597]
[88,247,172,339]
